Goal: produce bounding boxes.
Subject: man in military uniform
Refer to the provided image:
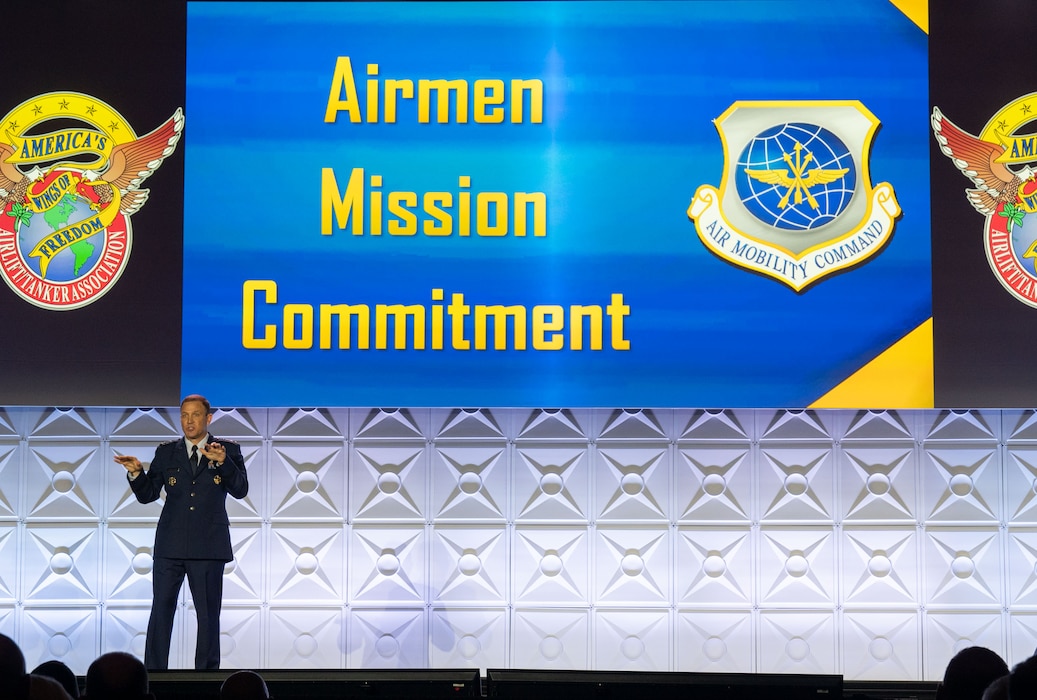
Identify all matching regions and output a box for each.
[114,394,248,670]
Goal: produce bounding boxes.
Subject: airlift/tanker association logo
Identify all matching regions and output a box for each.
[688,101,900,291]
[933,94,1037,308]
[0,92,183,310]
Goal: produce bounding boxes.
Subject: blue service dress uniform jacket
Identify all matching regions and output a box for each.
[129,435,248,669]
[129,436,248,561]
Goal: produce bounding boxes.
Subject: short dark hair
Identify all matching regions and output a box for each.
[85,651,149,700]
[32,659,80,698]
[1009,654,1037,700]
[983,674,1009,700]
[0,633,27,698]
[937,646,1009,700]
[181,394,212,415]
[220,669,271,699]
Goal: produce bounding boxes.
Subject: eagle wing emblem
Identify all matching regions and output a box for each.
[932,106,1025,215]
[83,108,184,215]
[0,142,28,206]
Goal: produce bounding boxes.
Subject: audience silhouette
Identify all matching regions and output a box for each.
[27,673,73,699]
[935,646,1009,700]
[981,674,1009,700]
[83,652,154,700]
[220,669,272,699]
[11,631,1037,700]
[32,660,80,699]
[0,633,29,700]
[1008,652,1037,700]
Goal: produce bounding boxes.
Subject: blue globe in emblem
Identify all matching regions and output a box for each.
[1010,212,1037,277]
[17,191,104,281]
[735,122,857,231]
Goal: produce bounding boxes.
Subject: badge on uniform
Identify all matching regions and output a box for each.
[168,477,176,487]
[213,475,222,485]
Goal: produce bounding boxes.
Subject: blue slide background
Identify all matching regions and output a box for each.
[182,1,929,407]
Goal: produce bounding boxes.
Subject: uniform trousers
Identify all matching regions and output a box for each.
[144,557,224,670]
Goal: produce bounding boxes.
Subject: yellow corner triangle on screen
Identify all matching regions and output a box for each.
[887,0,928,33]
[810,318,934,409]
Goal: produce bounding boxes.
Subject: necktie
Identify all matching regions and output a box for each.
[190,445,199,469]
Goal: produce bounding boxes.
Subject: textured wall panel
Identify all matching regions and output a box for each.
[267,606,345,668]
[1009,613,1037,664]
[758,527,837,606]
[676,526,752,606]
[1007,529,1037,606]
[267,524,346,603]
[103,523,159,603]
[431,444,508,522]
[758,610,837,674]
[268,442,344,521]
[759,446,835,523]
[842,610,920,680]
[0,524,17,602]
[924,611,1004,679]
[22,524,101,603]
[100,606,151,658]
[1005,446,1037,525]
[594,445,669,523]
[25,442,104,522]
[513,526,589,605]
[840,444,917,524]
[841,527,919,606]
[676,445,752,523]
[594,608,670,671]
[349,607,427,668]
[921,446,1000,523]
[20,606,100,674]
[351,444,427,523]
[922,528,1002,607]
[676,609,754,673]
[429,607,507,668]
[0,442,21,519]
[512,445,590,522]
[594,526,670,605]
[430,526,508,605]
[225,524,264,603]
[512,608,590,669]
[349,525,426,604]
[0,407,1032,679]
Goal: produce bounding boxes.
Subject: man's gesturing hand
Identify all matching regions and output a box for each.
[114,454,144,475]
[200,442,227,465]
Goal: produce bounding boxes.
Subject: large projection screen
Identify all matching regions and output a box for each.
[180,0,930,408]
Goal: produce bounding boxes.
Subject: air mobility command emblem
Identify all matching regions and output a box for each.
[933,94,1037,307]
[0,92,183,310]
[688,101,900,291]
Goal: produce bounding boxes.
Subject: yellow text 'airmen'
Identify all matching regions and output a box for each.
[324,57,543,124]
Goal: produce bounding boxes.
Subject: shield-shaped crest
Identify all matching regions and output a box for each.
[688,101,900,291]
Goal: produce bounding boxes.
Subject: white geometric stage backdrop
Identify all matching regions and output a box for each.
[2,407,1037,679]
